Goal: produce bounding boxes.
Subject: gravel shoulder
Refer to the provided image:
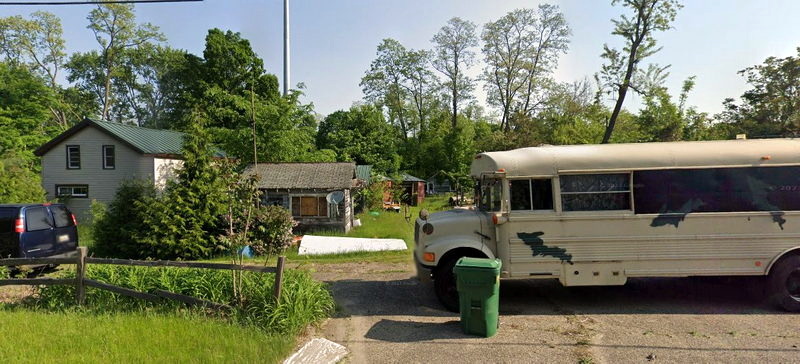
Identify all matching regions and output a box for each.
[310,261,800,364]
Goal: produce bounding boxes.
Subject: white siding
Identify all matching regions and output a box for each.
[153,157,183,188]
[40,127,155,221]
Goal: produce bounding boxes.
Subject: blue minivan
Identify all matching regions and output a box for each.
[0,203,78,259]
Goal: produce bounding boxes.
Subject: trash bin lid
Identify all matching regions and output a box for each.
[454,257,502,271]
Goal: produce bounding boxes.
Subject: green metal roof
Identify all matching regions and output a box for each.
[355,165,372,183]
[91,119,185,155]
[401,173,425,182]
[35,118,226,157]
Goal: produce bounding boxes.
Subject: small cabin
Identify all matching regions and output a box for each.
[244,162,357,233]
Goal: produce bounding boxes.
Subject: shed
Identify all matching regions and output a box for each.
[243,162,357,232]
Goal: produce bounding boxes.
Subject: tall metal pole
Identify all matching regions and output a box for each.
[283,0,290,96]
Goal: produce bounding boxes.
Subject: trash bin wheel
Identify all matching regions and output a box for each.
[434,257,460,312]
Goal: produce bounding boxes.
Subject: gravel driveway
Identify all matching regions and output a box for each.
[310,261,800,364]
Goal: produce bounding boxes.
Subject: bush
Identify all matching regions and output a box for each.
[356,182,385,211]
[250,206,297,257]
[34,265,334,334]
[91,180,156,258]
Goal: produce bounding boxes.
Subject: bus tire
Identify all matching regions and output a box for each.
[434,258,460,312]
[767,255,800,312]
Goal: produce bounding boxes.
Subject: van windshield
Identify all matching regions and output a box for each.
[479,178,503,212]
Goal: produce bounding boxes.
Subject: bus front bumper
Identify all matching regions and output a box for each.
[414,252,433,283]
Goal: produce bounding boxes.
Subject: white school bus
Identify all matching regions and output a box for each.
[413,139,800,312]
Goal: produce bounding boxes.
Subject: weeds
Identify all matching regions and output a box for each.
[33,264,334,335]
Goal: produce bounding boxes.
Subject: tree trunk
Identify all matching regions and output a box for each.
[102,66,112,120]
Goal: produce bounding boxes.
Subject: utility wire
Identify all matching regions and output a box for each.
[0,0,201,5]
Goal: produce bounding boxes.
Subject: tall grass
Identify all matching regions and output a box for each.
[34,264,334,335]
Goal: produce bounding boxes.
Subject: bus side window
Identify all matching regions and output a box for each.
[532,179,554,210]
[511,179,554,211]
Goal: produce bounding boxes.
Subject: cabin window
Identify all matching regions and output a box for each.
[510,179,554,211]
[66,145,80,169]
[291,196,328,217]
[264,193,289,209]
[56,185,89,198]
[634,166,800,214]
[102,145,115,169]
[560,173,631,211]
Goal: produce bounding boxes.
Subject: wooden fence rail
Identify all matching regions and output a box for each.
[0,247,286,308]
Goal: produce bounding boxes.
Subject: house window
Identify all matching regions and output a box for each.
[66,145,80,169]
[102,145,115,169]
[291,196,328,217]
[560,173,631,211]
[56,185,89,198]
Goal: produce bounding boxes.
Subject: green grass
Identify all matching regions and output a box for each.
[78,224,94,250]
[0,309,294,363]
[224,195,454,265]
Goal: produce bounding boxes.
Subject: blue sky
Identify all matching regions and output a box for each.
[2,0,800,117]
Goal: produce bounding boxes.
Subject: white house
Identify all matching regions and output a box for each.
[34,118,187,220]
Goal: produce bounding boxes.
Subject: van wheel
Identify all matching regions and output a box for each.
[767,255,800,312]
[434,258,460,312]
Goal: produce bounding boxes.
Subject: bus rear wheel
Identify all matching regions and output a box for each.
[434,258,460,312]
[767,255,800,312]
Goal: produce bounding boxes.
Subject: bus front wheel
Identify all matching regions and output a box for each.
[767,255,800,312]
[434,258,460,312]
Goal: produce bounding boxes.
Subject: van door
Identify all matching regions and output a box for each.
[49,205,78,254]
[0,207,19,257]
[21,206,56,257]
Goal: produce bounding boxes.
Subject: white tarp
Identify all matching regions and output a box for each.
[298,235,407,255]
[283,338,348,364]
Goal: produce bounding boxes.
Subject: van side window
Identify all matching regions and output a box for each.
[511,179,554,211]
[561,174,631,211]
[50,206,73,228]
[25,207,52,231]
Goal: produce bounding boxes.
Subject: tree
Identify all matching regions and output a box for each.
[136,116,229,259]
[361,39,412,138]
[112,45,188,127]
[597,0,681,143]
[482,6,570,131]
[317,104,401,173]
[432,17,478,129]
[717,48,800,137]
[0,151,46,204]
[81,3,164,120]
[0,62,59,161]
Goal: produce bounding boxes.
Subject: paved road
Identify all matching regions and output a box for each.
[312,261,800,364]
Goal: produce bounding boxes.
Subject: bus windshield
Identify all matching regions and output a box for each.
[479,178,503,211]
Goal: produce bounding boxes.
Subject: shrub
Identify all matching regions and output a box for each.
[356,182,385,211]
[91,180,156,258]
[34,265,334,334]
[250,205,297,257]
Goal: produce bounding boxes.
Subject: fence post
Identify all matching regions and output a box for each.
[76,246,87,306]
[272,256,286,303]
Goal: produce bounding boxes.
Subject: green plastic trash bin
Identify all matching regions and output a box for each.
[453,257,502,337]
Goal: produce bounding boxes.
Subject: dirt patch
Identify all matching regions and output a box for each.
[0,286,34,304]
